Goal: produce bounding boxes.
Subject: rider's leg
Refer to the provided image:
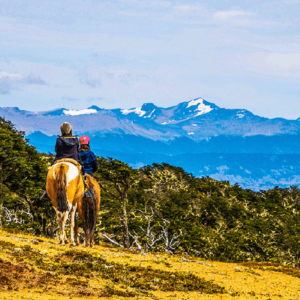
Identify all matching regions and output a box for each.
[41,170,50,200]
[81,169,92,198]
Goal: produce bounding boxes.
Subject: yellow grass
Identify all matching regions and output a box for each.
[0,228,299,300]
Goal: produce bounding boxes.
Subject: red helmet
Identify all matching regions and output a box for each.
[79,136,90,145]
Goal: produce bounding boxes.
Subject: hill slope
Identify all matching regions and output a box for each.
[1,228,300,300]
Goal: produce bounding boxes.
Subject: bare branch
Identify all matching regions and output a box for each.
[159,222,182,254]
[148,232,162,247]
[2,207,33,224]
[135,206,160,252]
[128,231,142,251]
[101,232,124,248]
[170,230,183,246]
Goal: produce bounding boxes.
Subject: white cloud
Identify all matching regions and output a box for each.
[119,0,171,8]
[284,0,300,4]
[79,65,153,88]
[244,52,300,78]
[0,72,23,81]
[174,5,204,15]
[265,53,300,71]
[214,10,252,21]
[0,71,46,94]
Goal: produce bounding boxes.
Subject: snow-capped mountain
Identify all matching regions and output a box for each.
[2,97,300,190]
[1,98,299,140]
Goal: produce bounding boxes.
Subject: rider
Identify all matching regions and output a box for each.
[41,122,92,199]
[53,122,82,164]
[79,136,98,176]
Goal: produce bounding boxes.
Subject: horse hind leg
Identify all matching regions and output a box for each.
[62,211,69,243]
[69,204,77,246]
[56,210,64,244]
[90,236,94,248]
[74,214,80,246]
[57,211,69,245]
[83,222,90,248]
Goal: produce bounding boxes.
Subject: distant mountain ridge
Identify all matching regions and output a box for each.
[1,97,300,190]
[1,98,300,140]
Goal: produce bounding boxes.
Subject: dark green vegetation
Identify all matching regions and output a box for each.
[1,117,300,266]
[0,118,53,233]
[0,237,225,295]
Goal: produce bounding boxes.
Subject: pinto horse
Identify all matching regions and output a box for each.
[46,159,100,246]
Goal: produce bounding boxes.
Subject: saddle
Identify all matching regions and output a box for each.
[52,158,82,172]
[42,159,92,200]
[52,159,91,196]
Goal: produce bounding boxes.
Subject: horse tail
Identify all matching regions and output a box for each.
[55,164,69,212]
[83,187,97,241]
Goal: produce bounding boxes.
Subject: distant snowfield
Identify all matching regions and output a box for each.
[187,98,213,116]
[63,109,98,116]
[187,98,204,108]
[121,107,146,117]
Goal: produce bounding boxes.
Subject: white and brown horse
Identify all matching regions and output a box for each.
[46,159,100,247]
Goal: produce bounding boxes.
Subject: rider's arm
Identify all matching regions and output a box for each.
[75,138,83,164]
[91,153,98,173]
[55,138,62,153]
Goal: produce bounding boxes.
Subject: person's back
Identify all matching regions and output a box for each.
[54,122,82,164]
[79,136,98,176]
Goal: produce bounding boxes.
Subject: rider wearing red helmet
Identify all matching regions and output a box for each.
[79,136,98,176]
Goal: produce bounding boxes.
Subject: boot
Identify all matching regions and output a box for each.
[84,190,93,198]
[83,174,92,198]
[41,191,50,200]
[41,173,50,200]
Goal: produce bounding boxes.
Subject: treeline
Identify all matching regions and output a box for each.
[1,117,300,266]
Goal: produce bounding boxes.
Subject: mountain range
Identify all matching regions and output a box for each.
[1,97,300,190]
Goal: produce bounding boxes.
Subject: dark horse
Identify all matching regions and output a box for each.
[76,174,101,247]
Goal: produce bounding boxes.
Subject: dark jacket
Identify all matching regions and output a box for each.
[79,151,98,175]
[54,136,82,164]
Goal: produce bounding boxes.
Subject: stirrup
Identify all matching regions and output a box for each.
[41,191,50,200]
[84,190,93,198]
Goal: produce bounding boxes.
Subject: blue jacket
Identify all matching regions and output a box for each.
[79,151,98,175]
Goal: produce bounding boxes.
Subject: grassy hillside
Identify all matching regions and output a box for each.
[2,117,300,266]
[1,228,300,300]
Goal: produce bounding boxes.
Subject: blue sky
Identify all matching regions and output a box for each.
[0,0,300,118]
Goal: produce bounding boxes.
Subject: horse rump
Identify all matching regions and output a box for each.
[55,164,69,212]
[82,187,97,241]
